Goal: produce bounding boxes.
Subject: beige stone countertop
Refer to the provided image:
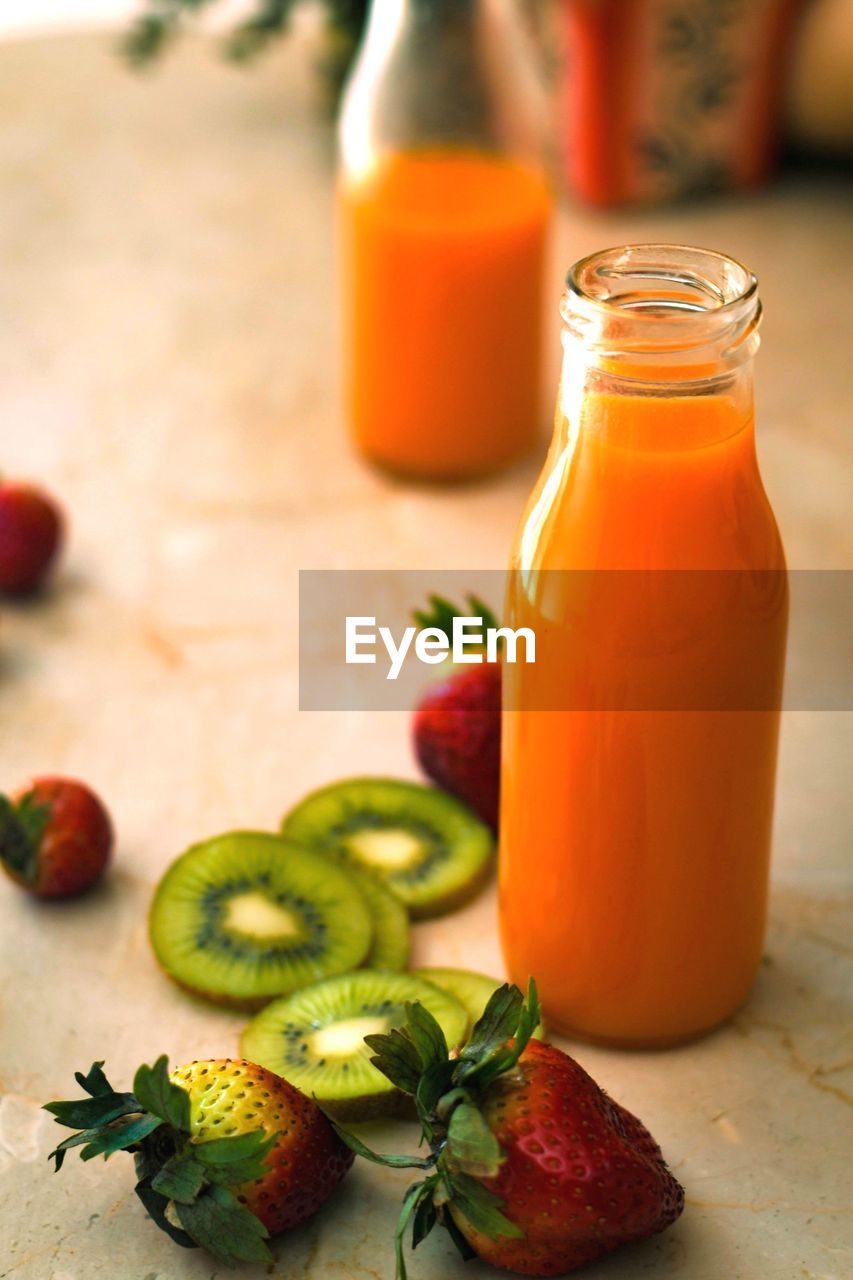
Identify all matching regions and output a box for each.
[0,26,851,1280]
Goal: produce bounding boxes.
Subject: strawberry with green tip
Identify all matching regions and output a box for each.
[412,594,502,830]
[336,981,685,1277]
[0,776,113,899]
[44,1055,354,1266]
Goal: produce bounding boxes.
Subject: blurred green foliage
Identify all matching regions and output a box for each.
[124,0,370,105]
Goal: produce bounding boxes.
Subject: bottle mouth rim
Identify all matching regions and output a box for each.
[562,244,761,367]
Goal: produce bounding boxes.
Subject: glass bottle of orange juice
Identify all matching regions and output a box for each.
[338,0,552,481]
[500,245,788,1048]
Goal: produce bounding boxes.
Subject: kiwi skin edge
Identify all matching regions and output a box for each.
[405,851,495,921]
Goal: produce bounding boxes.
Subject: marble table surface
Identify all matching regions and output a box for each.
[0,24,851,1280]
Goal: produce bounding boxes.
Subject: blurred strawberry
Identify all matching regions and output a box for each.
[0,479,64,595]
[0,776,113,899]
[412,596,501,830]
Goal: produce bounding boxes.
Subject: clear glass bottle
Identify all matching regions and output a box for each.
[500,245,788,1047]
[338,0,552,482]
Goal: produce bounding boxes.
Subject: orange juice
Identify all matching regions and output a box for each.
[499,247,788,1047]
[339,149,551,481]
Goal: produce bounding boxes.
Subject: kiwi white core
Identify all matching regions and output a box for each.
[310,1016,389,1058]
[224,892,300,940]
[346,829,422,869]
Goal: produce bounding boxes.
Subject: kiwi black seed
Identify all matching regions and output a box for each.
[417,967,547,1041]
[240,969,469,1120]
[149,831,372,1009]
[346,865,410,971]
[280,778,494,919]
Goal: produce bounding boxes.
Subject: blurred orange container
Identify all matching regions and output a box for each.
[337,0,552,483]
[557,0,805,205]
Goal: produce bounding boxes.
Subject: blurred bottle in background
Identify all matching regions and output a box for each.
[554,0,806,205]
[338,0,553,482]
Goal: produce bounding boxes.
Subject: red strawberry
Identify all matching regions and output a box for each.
[338,982,684,1278]
[45,1055,354,1266]
[0,776,113,898]
[0,480,64,594]
[412,595,502,829]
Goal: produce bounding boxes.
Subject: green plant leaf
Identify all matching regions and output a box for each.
[174,1183,272,1266]
[404,1001,449,1075]
[411,1184,438,1249]
[394,1180,436,1280]
[82,1112,164,1160]
[444,1103,504,1178]
[133,1056,191,1132]
[49,1111,163,1170]
[412,593,499,646]
[151,1150,206,1204]
[459,984,523,1063]
[365,1026,423,1095]
[73,1062,113,1098]
[44,1092,140,1131]
[441,1209,478,1261]
[459,980,542,1090]
[134,1173,197,1250]
[414,1059,455,1140]
[193,1128,276,1186]
[225,0,297,61]
[0,792,50,881]
[443,1171,522,1241]
[331,1122,436,1171]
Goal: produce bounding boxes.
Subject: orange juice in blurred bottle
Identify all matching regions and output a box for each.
[338,0,551,481]
[339,150,550,480]
[500,246,788,1047]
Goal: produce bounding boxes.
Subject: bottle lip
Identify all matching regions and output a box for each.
[562,244,761,370]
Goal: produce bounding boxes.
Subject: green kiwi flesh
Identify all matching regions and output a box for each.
[240,969,469,1120]
[149,832,372,1009]
[347,865,411,970]
[416,967,547,1041]
[281,777,494,919]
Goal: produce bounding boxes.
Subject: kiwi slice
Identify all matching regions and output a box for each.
[347,866,410,970]
[240,969,469,1120]
[149,832,372,1009]
[281,778,494,920]
[416,967,546,1041]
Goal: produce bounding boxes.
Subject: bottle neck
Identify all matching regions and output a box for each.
[558,245,760,453]
[340,0,548,177]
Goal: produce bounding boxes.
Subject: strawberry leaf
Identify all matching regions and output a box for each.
[151,1150,207,1204]
[453,979,541,1091]
[365,1027,423,1095]
[459,983,523,1063]
[174,1183,272,1266]
[414,1059,456,1142]
[193,1128,276,1186]
[81,1113,164,1161]
[44,1092,140,1132]
[442,1171,522,1241]
[0,791,49,881]
[404,1001,449,1074]
[412,594,499,645]
[444,1103,504,1178]
[394,1180,437,1280]
[133,1056,191,1132]
[330,1121,436,1171]
[134,1174,197,1250]
[411,1184,438,1250]
[441,1209,478,1261]
[74,1062,113,1098]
